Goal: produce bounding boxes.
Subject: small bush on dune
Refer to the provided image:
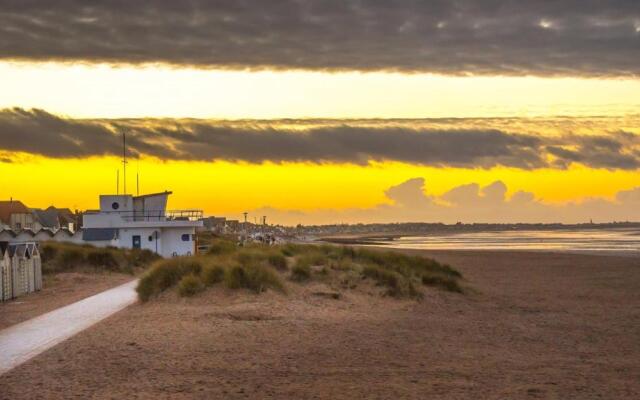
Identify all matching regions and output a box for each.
[280,243,307,257]
[40,243,58,264]
[86,248,119,270]
[127,248,160,267]
[202,264,226,286]
[137,257,205,301]
[421,274,463,293]
[41,242,157,275]
[290,263,312,282]
[329,258,358,271]
[178,274,205,297]
[354,248,462,280]
[224,264,285,293]
[362,265,419,298]
[267,253,288,271]
[55,247,86,271]
[236,249,269,267]
[207,238,237,255]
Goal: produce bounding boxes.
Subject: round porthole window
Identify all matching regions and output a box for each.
[112,202,120,210]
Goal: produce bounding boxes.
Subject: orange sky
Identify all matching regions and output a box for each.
[1,62,639,224]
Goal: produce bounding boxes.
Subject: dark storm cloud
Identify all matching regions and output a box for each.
[1,108,640,170]
[0,1,639,75]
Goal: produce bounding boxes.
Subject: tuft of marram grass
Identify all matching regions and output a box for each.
[421,274,463,293]
[178,274,205,297]
[207,238,237,255]
[290,262,312,282]
[137,257,205,302]
[40,242,156,275]
[202,264,226,286]
[267,253,288,271]
[223,264,285,293]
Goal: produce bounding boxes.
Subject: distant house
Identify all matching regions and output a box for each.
[82,191,203,257]
[201,216,228,233]
[0,200,37,231]
[31,206,78,232]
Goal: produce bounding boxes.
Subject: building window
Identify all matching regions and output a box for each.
[148,235,153,242]
[112,202,120,210]
[181,234,190,241]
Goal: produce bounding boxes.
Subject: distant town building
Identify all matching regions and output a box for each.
[81,191,203,257]
[31,206,79,232]
[201,216,228,233]
[0,200,36,231]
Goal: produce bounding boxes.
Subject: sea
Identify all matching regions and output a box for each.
[379,228,640,254]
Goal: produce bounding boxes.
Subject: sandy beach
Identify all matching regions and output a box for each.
[1,249,639,399]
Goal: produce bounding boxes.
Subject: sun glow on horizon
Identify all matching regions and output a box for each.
[1,155,638,221]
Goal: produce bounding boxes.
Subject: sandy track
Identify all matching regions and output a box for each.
[1,250,639,399]
[0,280,138,375]
[0,272,134,330]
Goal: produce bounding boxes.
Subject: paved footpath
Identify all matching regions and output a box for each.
[0,279,139,375]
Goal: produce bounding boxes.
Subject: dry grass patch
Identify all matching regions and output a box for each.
[135,240,464,301]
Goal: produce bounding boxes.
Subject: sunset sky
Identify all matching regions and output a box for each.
[1,1,639,224]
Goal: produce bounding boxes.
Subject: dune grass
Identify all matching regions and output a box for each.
[40,241,160,275]
[136,238,464,301]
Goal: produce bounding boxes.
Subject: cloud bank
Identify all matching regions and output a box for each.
[251,178,640,225]
[1,1,639,76]
[1,108,639,170]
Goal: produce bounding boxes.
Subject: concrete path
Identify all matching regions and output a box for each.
[0,279,139,375]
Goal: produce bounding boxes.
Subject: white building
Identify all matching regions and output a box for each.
[82,191,203,257]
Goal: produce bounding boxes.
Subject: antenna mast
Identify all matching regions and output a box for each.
[122,129,127,195]
[136,156,140,196]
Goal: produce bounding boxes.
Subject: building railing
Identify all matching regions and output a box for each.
[85,209,203,222]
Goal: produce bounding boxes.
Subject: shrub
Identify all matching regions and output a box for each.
[57,247,85,270]
[330,258,358,271]
[421,274,463,293]
[40,243,58,263]
[280,243,307,257]
[207,238,237,255]
[236,249,268,267]
[294,253,327,270]
[267,253,288,270]
[202,264,226,286]
[223,264,284,293]
[354,248,462,280]
[178,274,205,297]
[362,265,419,298]
[86,248,119,270]
[127,248,160,267]
[290,263,311,282]
[137,257,204,301]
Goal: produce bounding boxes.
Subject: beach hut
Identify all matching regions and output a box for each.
[0,242,12,301]
[0,242,42,301]
[0,229,16,243]
[51,227,74,243]
[13,229,36,243]
[33,228,55,242]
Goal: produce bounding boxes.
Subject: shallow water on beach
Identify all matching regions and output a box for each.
[383,228,640,254]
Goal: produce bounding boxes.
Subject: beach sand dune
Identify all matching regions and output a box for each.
[1,250,639,399]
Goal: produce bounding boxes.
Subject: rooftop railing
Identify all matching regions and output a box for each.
[85,209,203,222]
